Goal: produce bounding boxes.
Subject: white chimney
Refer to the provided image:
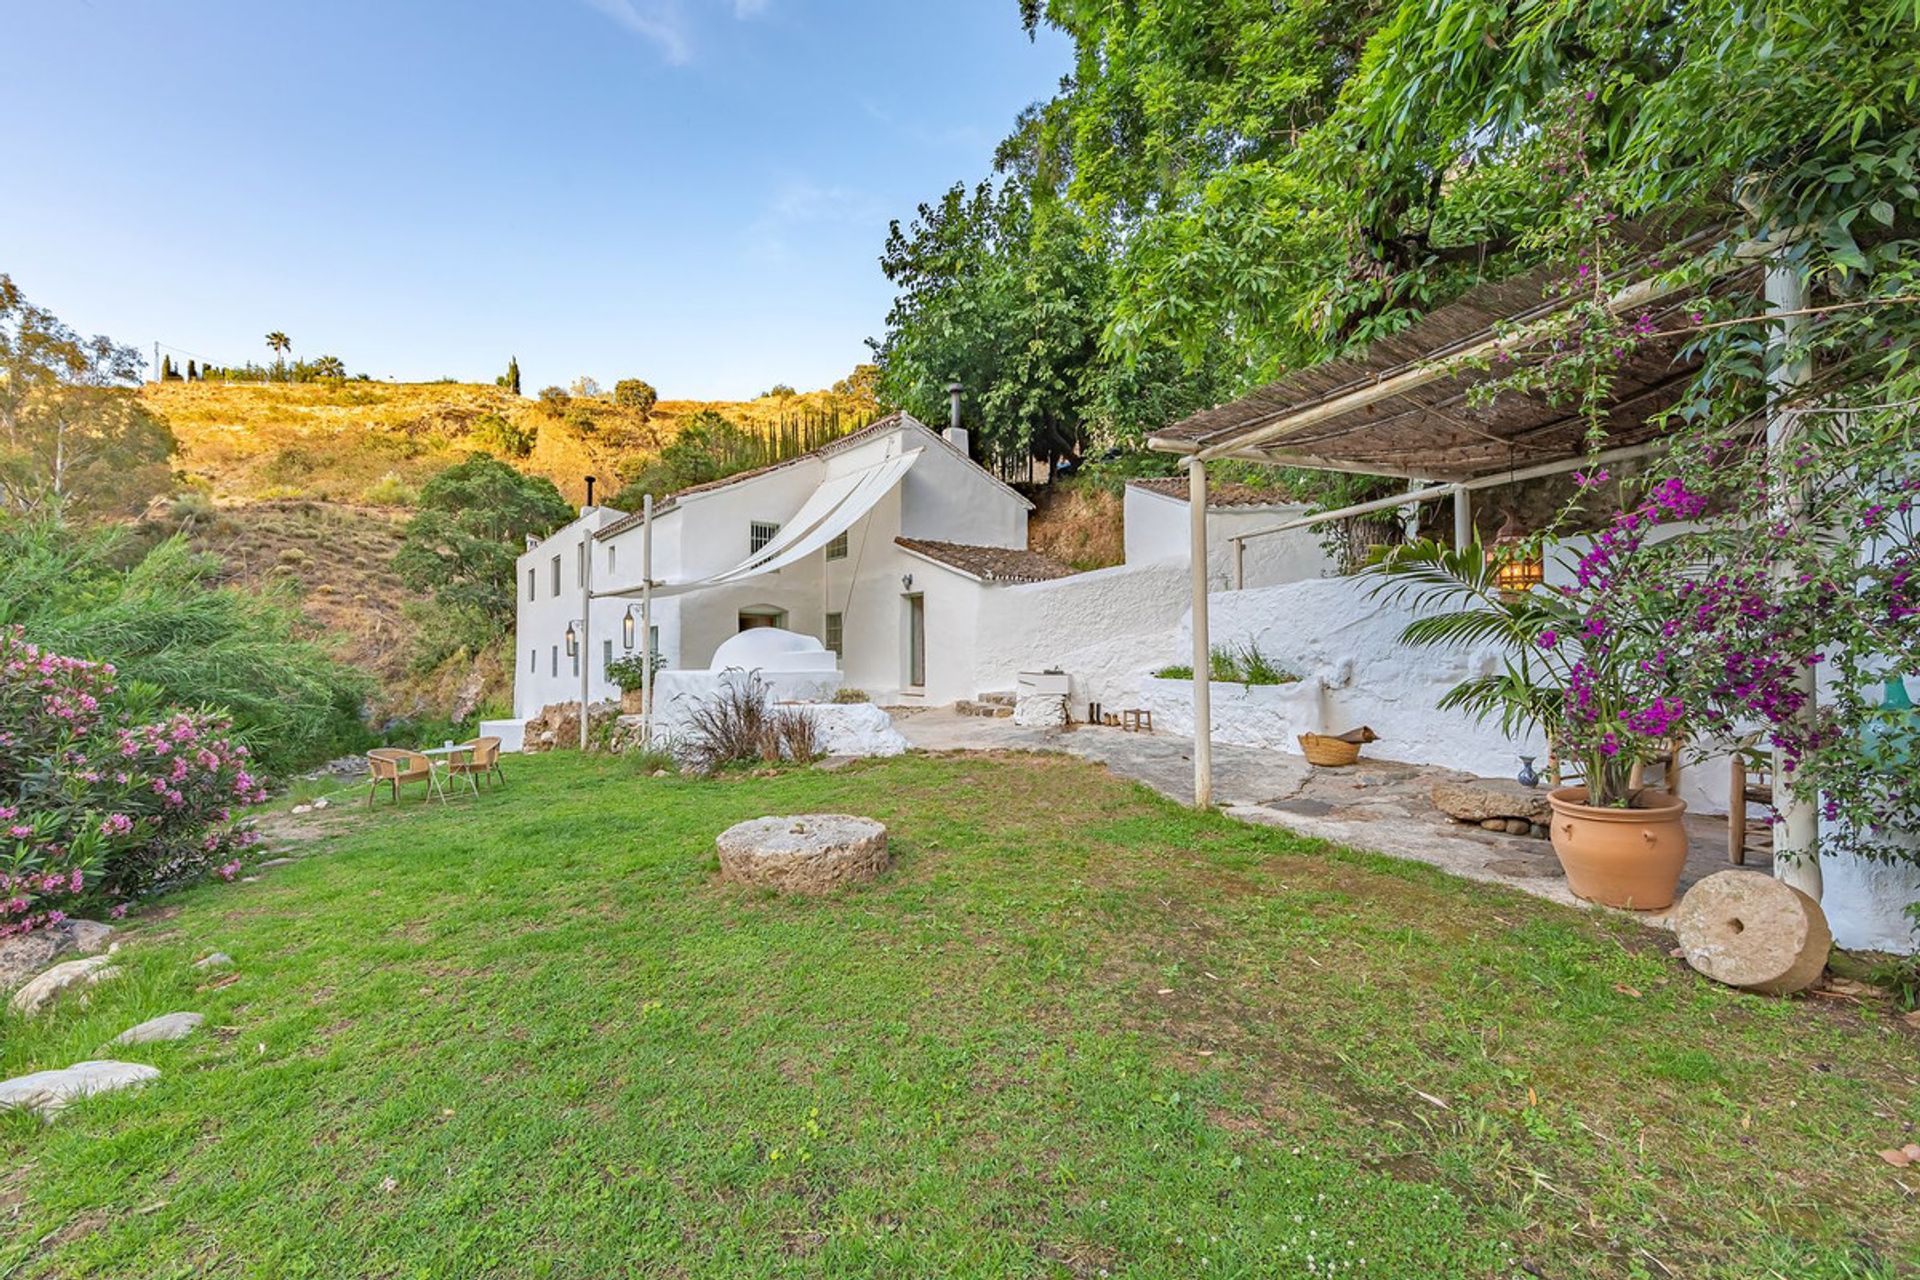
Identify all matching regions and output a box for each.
[944,380,969,458]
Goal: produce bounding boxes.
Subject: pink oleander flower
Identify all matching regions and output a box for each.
[216,860,242,882]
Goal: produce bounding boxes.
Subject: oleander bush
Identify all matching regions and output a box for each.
[0,629,265,937]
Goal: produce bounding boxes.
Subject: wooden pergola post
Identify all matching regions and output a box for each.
[1189,457,1212,809]
[1766,252,1821,899]
[1452,485,1473,550]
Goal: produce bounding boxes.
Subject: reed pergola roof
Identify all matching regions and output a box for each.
[1149,256,1759,484]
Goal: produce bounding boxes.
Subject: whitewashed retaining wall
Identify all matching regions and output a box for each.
[970,561,1192,714]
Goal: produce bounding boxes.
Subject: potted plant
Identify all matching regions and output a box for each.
[1373,531,1697,909]
[607,650,665,716]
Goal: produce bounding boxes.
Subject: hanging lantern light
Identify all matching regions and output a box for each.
[564,620,579,658]
[1489,509,1544,598]
[622,607,636,651]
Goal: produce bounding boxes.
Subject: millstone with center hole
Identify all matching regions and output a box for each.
[716,814,889,895]
[1673,870,1832,995]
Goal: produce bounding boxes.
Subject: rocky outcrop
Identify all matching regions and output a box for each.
[9,952,122,1016]
[0,919,113,996]
[0,1060,159,1121]
[1430,778,1551,824]
[113,1012,206,1045]
[716,815,890,895]
[523,700,620,752]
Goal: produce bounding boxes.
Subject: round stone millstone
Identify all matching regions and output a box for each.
[716,814,889,895]
[1673,870,1832,996]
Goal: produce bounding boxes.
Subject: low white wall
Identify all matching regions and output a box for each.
[650,668,842,744]
[1140,676,1328,752]
[970,561,1191,714]
[1183,576,1544,778]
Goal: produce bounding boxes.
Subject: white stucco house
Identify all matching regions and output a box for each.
[1121,477,1338,590]
[511,412,1078,717]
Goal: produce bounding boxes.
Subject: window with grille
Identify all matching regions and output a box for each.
[824,612,844,656]
[602,638,613,675]
[550,645,558,677]
[550,556,561,595]
[607,544,617,574]
[750,521,780,555]
[527,568,536,601]
[825,530,849,561]
[529,649,537,673]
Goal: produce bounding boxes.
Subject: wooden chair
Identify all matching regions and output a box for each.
[366,748,441,805]
[1727,741,1774,865]
[448,737,504,790]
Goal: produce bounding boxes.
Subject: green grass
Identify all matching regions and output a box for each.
[3,752,1916,1278]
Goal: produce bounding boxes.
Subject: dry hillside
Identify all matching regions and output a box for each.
[136,379,877,727]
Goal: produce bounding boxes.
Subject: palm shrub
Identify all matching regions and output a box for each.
[2,629,266,934]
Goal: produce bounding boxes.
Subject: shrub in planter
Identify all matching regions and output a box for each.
[1,629,265,937]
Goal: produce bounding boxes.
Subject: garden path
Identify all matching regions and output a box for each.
[893,707,1757,927]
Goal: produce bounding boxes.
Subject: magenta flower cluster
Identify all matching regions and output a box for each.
[1,629,264,937]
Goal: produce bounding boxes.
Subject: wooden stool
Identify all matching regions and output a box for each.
[1728,744,1774,865]
[1121,709,1152,733]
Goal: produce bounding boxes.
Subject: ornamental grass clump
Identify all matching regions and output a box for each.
[1,628,266,936]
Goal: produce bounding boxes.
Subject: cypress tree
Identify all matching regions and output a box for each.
[507,356,522,396]
[186,359,198,381]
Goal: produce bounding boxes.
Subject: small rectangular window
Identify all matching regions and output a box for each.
[607,544,617,574]
[529,649,537,673]
[550,645,558,677]
[550,555,561,595]
[824,612,843,656]
[527,568,535,601]
[750,521,780,555]
[825,530,849,561]
[571,647,579,678]
[602,638,613,675]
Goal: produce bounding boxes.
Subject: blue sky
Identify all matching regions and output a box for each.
[4,1,1069,399]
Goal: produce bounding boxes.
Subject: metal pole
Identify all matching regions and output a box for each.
[1188,457,1212,808]
[1766,251,1821,898]
[1452,485,1473,550]
[640,495,654,746]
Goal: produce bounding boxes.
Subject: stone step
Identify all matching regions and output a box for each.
[954,700,1013,719]
[976,691,1016,707]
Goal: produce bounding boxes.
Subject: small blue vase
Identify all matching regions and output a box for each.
[1516,756,1540,789]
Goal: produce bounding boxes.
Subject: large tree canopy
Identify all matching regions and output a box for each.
[394,455,574,634]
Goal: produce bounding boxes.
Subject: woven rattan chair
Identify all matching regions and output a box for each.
[366,748,440,805]
[448,737,504,791]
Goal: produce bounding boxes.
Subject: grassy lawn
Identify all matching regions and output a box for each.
[3,751,1916,1279]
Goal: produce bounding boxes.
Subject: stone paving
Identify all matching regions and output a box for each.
[894,708,1762,928]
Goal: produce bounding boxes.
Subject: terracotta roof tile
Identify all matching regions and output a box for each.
[895,538,1076,584]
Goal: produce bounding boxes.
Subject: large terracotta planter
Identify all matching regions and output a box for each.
[1546,786,1689,910]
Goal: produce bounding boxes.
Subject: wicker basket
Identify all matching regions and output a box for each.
[1297,732,1362,768]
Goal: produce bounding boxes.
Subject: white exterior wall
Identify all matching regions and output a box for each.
[969,561,1192,712]
[1123,486,1339,589]
[511,415,1027,718]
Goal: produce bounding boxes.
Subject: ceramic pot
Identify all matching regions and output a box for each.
[619,687,646,715]
[1546,786,1689,910]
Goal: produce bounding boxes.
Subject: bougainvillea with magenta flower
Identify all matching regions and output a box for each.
[1,628,266,937]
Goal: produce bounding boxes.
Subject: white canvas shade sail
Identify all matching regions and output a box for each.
[598,447,921,600]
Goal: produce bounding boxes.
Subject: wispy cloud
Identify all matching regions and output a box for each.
[580,0,691,63]
[580,0,771,62]
[745,180,890,264]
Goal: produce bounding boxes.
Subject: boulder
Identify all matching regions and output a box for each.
[1013,693,1068,729]
[1431,778,1550,824]
[716,814,890,895]
[1674,870,1832,996]
[0,1060,159,1121]
[113,1012,205,1045]
[9,952,121,1016]
[0,919,113,996]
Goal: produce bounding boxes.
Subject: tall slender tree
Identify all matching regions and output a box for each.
[265,331,290,380]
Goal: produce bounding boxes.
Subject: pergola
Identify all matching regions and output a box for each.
[1145,241,1822,897]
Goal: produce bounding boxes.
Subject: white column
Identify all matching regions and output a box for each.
[1766,254,1821,898]
[578,527,592,751]
[1189,457,1212,809]
[1402,479,1423,542]
[1232,537,1245,591]
[641,495,654,746]
[1452,485,1473,550]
